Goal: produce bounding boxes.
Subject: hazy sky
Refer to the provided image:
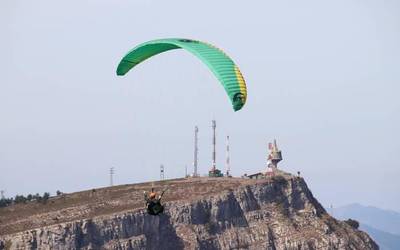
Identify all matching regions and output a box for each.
[1,0,399,211]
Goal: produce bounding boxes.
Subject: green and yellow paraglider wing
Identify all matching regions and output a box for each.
[116,38,247,111]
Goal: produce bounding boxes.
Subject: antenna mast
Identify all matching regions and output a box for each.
[193,126,199,177]
[211,120,216,171]
[208,120,223,177]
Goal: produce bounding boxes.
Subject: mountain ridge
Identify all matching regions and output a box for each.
[0,172,378,249]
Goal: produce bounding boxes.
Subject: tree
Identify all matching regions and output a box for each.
[0,198,13,208]
[42,192,50,203]
[34,193,42,203]
[14,195,27,204]
[27,194,33,201]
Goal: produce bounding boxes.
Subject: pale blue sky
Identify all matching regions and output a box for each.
[1,0,399,211]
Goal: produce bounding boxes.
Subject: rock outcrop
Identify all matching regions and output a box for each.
[0,173,378,249]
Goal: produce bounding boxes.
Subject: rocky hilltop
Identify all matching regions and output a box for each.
[0,171,378,250]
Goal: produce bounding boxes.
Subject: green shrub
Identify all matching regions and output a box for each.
[344,218,359,229]
[0,198,13,208]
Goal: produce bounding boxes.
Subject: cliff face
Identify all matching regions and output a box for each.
[0,174,378,250]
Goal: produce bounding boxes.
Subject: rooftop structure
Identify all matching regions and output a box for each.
[267,139,282,169]
[245,139,284,179]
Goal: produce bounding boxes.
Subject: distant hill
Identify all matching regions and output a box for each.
[360,224,400,250]
[332,203,400,235]
[331,203,400,250]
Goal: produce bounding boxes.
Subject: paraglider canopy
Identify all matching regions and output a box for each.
[116,38,247,111]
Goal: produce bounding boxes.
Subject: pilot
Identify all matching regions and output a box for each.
[144,188,165,215]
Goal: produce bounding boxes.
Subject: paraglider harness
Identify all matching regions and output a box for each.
[144,188,167,215]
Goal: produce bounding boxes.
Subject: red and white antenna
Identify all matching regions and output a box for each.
[226,135,230,176]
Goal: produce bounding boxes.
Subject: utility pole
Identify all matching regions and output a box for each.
[193,126,199,177]
[160,164,165,180]
[185,165,188,178]
[109,167,115,186]
[226,135,231,177]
